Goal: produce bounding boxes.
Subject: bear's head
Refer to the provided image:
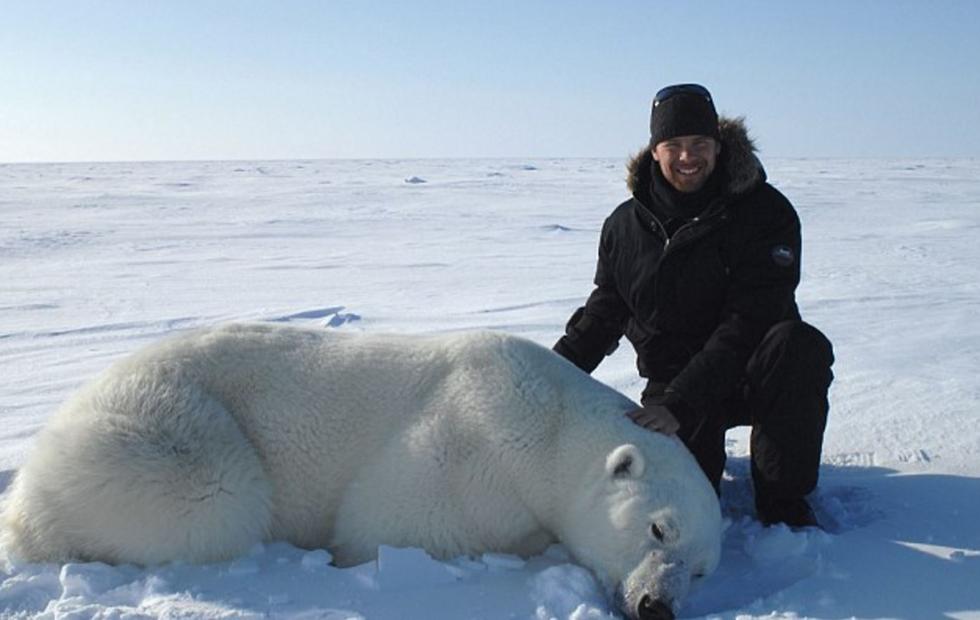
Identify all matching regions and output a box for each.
[558,439,722,620]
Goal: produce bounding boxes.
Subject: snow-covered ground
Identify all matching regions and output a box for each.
[1,157,978,619]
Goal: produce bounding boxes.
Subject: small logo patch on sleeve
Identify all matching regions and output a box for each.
[771,245,795,267]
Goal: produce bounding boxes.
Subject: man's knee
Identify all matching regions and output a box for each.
[766,321,833,362]
[752,320,834,381]
[744,320,834,426]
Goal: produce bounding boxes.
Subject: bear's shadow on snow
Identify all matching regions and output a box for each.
[703,456,980,619]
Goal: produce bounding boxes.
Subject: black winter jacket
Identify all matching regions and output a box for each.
[554,117,802,418]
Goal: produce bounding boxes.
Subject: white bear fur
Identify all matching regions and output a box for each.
[1,324,721,616]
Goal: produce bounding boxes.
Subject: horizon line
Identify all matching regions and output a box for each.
[3,154,977,166]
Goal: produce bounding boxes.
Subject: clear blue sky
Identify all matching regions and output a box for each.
[2,1,978,162]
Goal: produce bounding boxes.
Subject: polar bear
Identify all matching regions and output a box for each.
[2,324,721,620]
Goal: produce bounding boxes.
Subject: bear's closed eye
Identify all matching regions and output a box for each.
[650,523,665,542]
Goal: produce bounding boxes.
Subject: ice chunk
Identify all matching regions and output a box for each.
[375,546,456,588]
[58,562,132,599]
[481,552,526,570]
[530,565,612,620]
[301,549,333,571]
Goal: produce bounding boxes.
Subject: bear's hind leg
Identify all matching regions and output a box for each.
[4,381,273,565]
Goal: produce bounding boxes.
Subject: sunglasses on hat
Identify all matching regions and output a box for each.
[653,84,713,107]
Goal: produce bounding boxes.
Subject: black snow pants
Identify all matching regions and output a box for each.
[644,321,835,502]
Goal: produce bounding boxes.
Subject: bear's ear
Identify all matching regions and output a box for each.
[606,444,646,480]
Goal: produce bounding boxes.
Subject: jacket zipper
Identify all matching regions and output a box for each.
[651,208,730,317]
[643,196,729,254]
[659,212,727,254]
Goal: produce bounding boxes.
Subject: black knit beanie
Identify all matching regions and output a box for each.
[650,84,720,146]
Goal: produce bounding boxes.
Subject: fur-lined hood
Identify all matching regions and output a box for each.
[626,116,763,198]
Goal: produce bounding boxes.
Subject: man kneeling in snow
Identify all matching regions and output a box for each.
[555,83,835,528]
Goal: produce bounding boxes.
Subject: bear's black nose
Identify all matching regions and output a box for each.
[637,595,674,620]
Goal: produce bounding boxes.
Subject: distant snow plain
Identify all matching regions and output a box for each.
[1,157,978,619]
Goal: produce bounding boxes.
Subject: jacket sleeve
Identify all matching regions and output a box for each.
[553,220,631,373]
[669,191,802,416]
